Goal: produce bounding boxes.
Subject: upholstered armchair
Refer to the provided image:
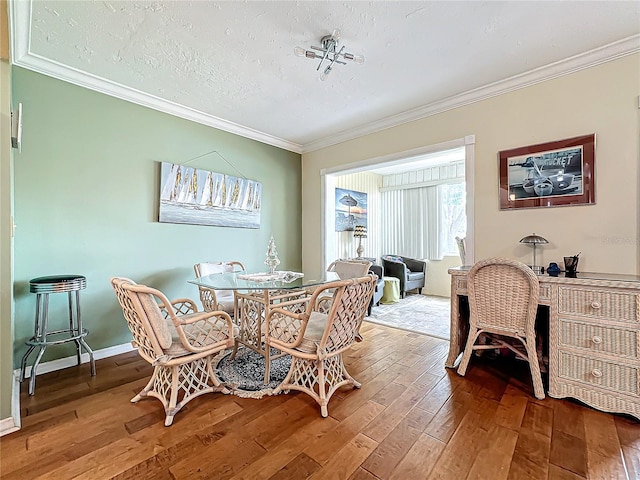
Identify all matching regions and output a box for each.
[381,255,426,298]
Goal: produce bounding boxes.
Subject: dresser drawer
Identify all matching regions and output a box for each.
[454,277,467,294]
[559,319,638,358]
[558,287,640,324]
[558,351,639,396]
[539,284,551,303]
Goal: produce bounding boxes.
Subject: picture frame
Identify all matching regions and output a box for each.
[499,134,595,210]
[159,162,261,228]
[335,188,367,232]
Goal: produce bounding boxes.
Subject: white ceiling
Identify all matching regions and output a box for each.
[9,1,640,154]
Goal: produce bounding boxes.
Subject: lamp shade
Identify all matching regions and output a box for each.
[353,225,367,238]
[519,233,548,245]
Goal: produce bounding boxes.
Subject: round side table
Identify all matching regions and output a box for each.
[19,275,96,395]
[381,276,400,304]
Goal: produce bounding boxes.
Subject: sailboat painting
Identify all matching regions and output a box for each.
[159,162,261,228]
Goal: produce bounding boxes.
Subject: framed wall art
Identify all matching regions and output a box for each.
[499,134,595,210]
[159,162,261,228]
[335,188,367,232]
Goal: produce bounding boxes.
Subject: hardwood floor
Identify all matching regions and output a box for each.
[2,323,639,480]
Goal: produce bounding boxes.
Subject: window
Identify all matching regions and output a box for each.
[440,183,466,256]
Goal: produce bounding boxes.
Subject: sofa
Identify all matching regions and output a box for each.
[381,255,426,298]
[368,264,384,316]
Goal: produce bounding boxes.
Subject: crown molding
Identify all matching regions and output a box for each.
[8,0,302,154]
[9,0,638,156]
[302,34,640,153]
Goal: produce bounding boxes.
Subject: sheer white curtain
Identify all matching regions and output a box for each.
[380,186,442,260]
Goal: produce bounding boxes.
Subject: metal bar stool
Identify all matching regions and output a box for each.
[20,275,96,395]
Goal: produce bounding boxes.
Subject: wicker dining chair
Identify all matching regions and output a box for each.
[315,259,372,314]
[457,257,545,399]
[265,274,376,417]
[194,261,246,317]
[327,259,372,279]
[110,277,235,426]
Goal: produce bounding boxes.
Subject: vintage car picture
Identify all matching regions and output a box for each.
[499,134,595,210]
[507,146,583,200]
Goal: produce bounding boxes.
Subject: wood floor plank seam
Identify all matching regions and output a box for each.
[3,323,638,480]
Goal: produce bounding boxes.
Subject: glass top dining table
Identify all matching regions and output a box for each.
[189,269,341,380]
[188,270,340,291]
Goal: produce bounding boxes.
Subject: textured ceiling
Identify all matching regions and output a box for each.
[10,1,640,153]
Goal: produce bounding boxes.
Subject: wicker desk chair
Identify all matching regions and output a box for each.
[265,274,376,417]
[194,261,246,318]
[110,277,235,426]
[457,257,545,399]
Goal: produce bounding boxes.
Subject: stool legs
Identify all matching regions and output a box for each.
[19,293,50,395]
[20,289,96,395]
[75,290,96,376]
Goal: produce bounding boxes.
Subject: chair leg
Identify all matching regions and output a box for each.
[457,328,480,376]
[274,354,355,418]
[523,337,545,400]
[340,361,361,389]
[165,365,181,426]
[134,358,223,426]
[230,339,239,359]
[264,343,271,384]
[207,356,229,395]
[317,358,328,418]
[131,369,158,403]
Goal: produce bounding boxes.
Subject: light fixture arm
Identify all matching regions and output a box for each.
[295,30,364,80]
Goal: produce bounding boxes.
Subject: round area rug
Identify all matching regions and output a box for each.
[213,347,292,399]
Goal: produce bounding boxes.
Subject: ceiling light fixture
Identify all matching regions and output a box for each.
[294,30,364,81]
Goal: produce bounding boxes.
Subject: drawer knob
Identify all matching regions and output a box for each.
[591,336,602,345]
[590,301,602,310]
[591,369,603,378]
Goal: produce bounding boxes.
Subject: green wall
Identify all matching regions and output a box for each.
[11,67,302,366]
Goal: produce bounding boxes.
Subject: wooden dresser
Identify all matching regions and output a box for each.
[447,267,640,420]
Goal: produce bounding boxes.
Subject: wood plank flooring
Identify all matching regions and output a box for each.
[2,323,638,479]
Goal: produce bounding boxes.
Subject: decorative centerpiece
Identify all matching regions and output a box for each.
[264,235,281,274]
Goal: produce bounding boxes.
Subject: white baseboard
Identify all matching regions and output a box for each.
[0,375,22,437]
[14,342,135,379]
[4,342,136,436]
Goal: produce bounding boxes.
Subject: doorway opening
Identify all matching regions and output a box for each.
[320,136,475,338]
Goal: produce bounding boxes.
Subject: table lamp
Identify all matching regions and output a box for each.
[519,233,548,273]
[353,225,367,258]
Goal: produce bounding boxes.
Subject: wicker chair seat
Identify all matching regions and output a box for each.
[215,291,235,314]
[296,311,328,353]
